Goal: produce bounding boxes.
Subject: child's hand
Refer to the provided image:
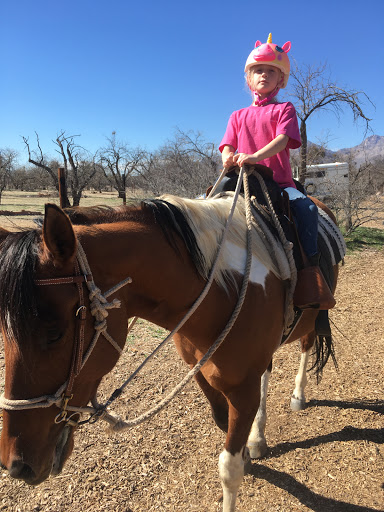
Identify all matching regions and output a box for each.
[222,152,235,168]
[234,153,258,167]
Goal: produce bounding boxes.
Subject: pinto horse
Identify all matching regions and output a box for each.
[0,187,341,512]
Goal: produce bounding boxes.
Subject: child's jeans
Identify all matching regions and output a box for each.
[284,187,318,258]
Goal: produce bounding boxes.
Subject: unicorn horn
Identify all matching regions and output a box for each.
[267,33,272,43]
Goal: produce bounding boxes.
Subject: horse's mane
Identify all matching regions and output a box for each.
[0,195,280,345]
[0,229,41,345]
[65,202,207,277]
[64,195,281,290]
[155,193,280,290]
[64,203,142,225]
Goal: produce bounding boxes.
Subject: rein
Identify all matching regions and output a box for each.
[0,169,254,431]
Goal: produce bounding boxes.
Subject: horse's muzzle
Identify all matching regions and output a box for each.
[7,459,47,485]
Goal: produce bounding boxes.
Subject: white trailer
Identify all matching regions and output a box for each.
[294,162,349,197]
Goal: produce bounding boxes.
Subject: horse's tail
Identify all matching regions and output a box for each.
[310,334,338,382]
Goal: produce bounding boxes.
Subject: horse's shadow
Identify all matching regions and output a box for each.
[247,463,382,512]
[246,398,384,512]
[266,423,383,460]
[266,398,383,459]
[307,398,384,414]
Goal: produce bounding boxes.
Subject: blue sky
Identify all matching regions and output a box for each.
[1,0,383,163]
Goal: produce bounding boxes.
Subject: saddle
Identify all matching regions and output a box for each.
[208,164,342,294]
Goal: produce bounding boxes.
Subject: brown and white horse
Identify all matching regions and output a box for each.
[0,192,339,511]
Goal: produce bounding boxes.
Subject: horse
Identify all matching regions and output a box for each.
[0,183,343,512]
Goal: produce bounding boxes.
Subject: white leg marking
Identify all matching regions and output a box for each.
[247,369,270,459]
[291,350,310,411]
[218,449,245,512]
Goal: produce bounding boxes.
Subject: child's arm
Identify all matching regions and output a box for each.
[233,134,289,167]
[221,145,236,168]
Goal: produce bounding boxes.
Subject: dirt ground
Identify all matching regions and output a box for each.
[0,248,383,511]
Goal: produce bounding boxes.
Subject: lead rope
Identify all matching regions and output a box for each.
[61,169,250,426]
[0,170,254,427]
[102,169,254,431]
[0,169,248,419]
[251,172,297,330]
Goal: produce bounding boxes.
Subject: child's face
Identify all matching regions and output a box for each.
[250,65,283,97]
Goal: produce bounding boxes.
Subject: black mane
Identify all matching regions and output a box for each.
[141,199,205,276]
[67,201,205,274]
[0,229,41,345]
[0,199,204,345]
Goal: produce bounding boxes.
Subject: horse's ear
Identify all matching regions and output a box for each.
[43,203,77,266]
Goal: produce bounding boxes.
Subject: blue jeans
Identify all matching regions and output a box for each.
[284,187,318,258]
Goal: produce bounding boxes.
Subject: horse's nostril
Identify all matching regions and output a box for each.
[9,460,36,481]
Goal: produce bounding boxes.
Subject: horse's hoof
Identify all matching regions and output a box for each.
[290,396,306,411]
[247,439,268,459]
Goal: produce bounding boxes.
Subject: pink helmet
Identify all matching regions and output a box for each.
[244,33,291,88]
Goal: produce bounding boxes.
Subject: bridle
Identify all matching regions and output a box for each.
[34,261,96,425]
[0,241,133,427]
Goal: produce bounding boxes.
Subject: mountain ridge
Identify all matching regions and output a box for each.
[292,134,384,167]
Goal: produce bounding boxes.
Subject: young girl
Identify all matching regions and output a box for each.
[219,34,335,314]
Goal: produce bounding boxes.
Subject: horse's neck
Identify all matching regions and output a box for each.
[77,221,205,330]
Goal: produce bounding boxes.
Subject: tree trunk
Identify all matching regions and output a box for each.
[344,184,353,233]
[72,191,82,207]
[58,168,71,208]
[118,189,127,205]
[299,120,308,184]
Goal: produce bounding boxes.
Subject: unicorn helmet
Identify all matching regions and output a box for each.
[244,33,291,88]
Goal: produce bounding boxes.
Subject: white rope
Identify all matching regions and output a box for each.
[206,167,230,199]
[108,169,254,431]
[0,171,245,417]
[250,172,296,330]
[0,383,66,411]
[90,169,247,420]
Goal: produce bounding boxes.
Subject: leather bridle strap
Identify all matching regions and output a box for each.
[66,260,87,397]
[35,265,93,417]
[34,275,93,286]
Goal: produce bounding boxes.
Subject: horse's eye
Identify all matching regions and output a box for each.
[47,329,63,345]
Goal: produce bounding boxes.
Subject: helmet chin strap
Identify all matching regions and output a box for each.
[254,86,279,107]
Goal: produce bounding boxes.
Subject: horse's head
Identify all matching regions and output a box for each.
[0,205,126,484]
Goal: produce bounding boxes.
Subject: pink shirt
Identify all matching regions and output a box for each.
[219,101,301,189]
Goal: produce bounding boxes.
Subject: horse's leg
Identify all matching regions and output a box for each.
[246,360,272,459]
[219,379,260,512]
[194,372,229,432]
[290,332,315,411]
[173,334,229,432]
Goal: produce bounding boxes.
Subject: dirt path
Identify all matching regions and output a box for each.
[1,249,383,512]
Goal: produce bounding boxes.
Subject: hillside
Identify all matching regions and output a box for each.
[292,134,384,167]
[337,134,384,166]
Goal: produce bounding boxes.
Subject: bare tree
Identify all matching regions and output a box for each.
[324,154,384,234]
[139,129,221,197]
[23,132,98,206]
[174,128,220,177]
[289,63,373,183]
[0,149,17,204]
[9,165,49,191]
[97,132,146,204]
